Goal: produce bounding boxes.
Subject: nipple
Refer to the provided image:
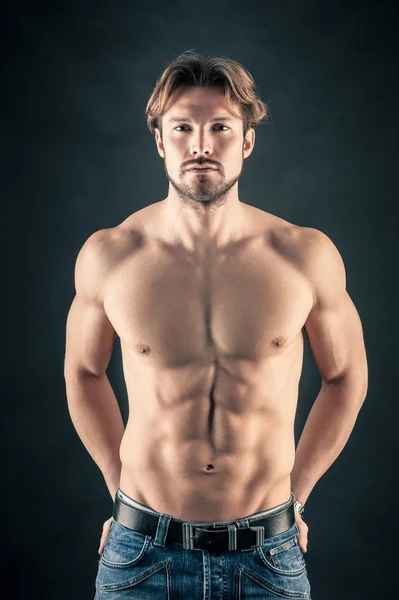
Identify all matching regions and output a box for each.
[136,343,151,354]
[270,336,286,348]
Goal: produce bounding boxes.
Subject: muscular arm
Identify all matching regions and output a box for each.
[64,230,124,500]
[290,229,368,505]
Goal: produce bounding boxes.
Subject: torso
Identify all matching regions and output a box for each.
[102,200,314,521]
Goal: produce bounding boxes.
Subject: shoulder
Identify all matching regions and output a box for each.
[74,228,120,303]
[74,218,147,302]
[281,225,346,309]
[265,219,346,309]
[299,227,346,309]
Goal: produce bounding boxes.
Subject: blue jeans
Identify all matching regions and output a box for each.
[94,489,312,599]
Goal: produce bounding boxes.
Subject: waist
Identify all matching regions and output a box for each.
[119,465,292,521]
[112,487,296,552]
[116,486,294,526]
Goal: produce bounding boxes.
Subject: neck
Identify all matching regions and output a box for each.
[159,194,245,251]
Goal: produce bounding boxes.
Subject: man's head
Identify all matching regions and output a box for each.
[145,51,269,208]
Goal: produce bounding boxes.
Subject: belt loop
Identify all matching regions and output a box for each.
[235,517,250,529]
[153,513,172,547]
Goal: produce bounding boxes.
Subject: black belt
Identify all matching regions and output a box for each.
[113,493,295,552]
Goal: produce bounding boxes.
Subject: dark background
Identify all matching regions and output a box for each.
[2,0,398,598]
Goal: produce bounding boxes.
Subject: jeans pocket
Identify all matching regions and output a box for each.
[236,531,310,600]
[257,530,307,576]
[100,520,151,569]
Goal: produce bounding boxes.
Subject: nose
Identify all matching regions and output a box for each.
[189,131,213,159]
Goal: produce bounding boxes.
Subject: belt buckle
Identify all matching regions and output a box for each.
[249,525,265,547]
[227,524,238,550]
[182,523,239,551]
[182,523,196,549]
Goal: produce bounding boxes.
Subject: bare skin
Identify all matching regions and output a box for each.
[90,202,312,552]
[115,203,309,517]
[65,85,367,558]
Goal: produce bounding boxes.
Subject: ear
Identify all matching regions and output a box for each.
[243,128,255,159]
[155,128,165,158]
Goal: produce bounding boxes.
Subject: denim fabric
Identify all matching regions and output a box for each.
[94,491,312,599]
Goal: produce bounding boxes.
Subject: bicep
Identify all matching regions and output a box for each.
[64,293,116,378]
[304,290,367,384]
[64,229,116,378]
[302,228,368,385]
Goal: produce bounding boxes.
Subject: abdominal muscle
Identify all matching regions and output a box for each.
[117,370,297,522]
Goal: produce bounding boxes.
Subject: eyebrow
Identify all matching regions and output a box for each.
[167,116,234,124]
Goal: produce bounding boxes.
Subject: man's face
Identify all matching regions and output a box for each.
[155,86,255,207]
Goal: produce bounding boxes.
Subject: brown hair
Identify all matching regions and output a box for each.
[145,50,270,138]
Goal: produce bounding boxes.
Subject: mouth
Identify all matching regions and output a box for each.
[187,167,217,172]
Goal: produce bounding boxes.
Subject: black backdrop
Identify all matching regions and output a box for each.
[2,1,398,598]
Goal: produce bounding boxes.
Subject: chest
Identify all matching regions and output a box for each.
[103,243,313,363]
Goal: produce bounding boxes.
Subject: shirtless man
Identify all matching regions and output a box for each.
[64,52,368,599]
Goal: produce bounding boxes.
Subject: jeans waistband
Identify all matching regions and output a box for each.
[116,487,294,527]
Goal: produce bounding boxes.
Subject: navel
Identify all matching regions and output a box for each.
[205,464,214,471]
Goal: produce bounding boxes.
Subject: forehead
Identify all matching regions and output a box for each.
[163,86,242,123]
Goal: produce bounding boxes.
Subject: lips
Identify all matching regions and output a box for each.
[187,166,217,171]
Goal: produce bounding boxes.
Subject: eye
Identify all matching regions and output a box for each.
[213,124,229,131]
[174,124,229,132]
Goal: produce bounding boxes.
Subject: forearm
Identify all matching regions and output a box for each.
[290,376,367,505]
[64,371,125,500]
